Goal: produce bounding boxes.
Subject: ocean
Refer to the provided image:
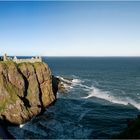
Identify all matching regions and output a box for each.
[8,57,140,139]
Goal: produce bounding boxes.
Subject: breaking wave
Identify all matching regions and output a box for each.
[56,76,82,89]
[20,124,25,128]
[82,86,140,110]
[57,76,140,110]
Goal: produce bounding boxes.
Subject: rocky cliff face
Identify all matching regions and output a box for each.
[0,61,56,125]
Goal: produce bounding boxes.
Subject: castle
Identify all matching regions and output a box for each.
[2,53,42,63]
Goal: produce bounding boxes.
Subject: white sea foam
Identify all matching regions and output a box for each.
[72,79,81,84]
[57,76,83,86]
[57,76,72,84]
[82,86,140,110]
[57,76,140,110]
[78,83,92,90]
[125,97,140,110]
[56,76,84,92]
[19,124,25,128]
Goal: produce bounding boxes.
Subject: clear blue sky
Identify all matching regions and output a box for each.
[0,1,140,56]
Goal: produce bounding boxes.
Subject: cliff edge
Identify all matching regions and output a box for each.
[0,61,56,125]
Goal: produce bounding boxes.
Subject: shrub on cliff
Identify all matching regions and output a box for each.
[113,116,140,139]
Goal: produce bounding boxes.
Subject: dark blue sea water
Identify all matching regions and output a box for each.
[8,57,140,139]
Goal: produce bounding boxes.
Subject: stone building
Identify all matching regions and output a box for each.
[2,54,42,63]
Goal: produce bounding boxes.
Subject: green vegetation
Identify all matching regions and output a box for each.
[113,116,140,139]
[17,62,32,66]
[32,62,44,69]
[0,73,19,113]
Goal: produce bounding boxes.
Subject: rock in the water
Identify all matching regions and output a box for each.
[52,76,73,93]
[0,61,56,125]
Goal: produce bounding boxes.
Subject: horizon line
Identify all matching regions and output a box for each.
[1,55,140,57]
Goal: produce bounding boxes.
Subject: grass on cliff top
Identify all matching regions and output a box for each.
[0,60,14,64]
[32,62,45,68]
[0,60,44,65]
[17,62,43,67]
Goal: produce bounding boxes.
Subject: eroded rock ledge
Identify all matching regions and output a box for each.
[0,61,56,125]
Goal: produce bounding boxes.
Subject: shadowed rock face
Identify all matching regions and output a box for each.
[52,76,73,93]
[0,61,56,125]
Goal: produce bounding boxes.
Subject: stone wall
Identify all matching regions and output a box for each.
[13,58,42,64]
[2,54,42,63]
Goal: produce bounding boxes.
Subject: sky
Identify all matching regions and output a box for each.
[0,1,140,56]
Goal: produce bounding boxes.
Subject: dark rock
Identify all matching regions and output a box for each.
[0,120,14,139]
[58,82,68,93]
[113,116,140,139]
[52,76,73,93]
[52,75,67,93]
[52,75,60,95]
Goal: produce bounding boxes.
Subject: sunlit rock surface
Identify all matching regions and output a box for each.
[0,61,56,125]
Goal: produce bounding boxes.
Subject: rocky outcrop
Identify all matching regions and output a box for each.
[113,115,140,139]
[52,76,73,93]
[0,61,56,125]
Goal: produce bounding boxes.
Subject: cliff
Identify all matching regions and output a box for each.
[0,61,56,125]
